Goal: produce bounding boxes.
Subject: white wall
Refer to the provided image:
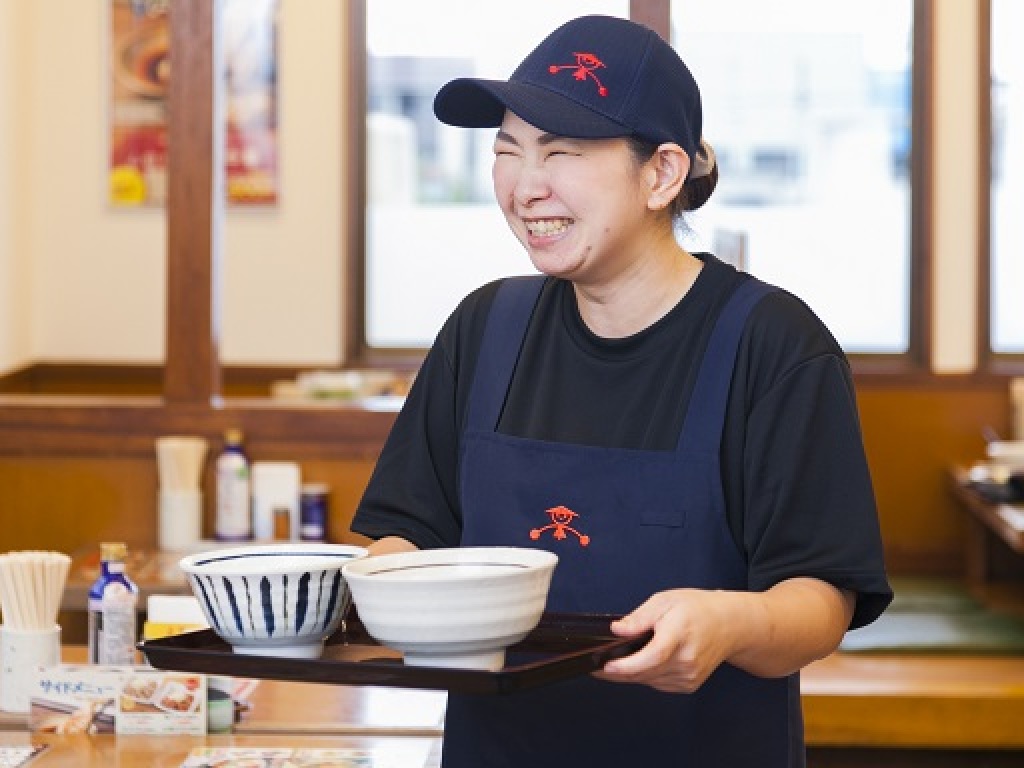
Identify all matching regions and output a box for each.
[0,0,987,373]
[0,0,31,373]
[931,0,979,373]
[1,0,342,369]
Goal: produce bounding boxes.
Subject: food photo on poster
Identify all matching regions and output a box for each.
[108,0,279,207]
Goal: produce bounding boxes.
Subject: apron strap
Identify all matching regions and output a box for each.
[677,276,778,454]
[465,273,777,455]
[465,276,547,431]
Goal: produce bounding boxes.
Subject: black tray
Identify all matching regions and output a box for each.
[139,612,650,695]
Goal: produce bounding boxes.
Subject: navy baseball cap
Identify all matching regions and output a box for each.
[433,15,709,173]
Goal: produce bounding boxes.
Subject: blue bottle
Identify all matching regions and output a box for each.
[87,542,138,664]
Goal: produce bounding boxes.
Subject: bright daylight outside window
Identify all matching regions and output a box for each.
[365,0,913,354]
[991,0,1024,354]
[673,0,914,353]
[365,0,628,348]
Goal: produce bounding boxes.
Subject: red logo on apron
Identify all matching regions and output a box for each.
[529,505,590,547]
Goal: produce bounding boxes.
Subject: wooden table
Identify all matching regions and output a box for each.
[0,731,442,767]
[6,640,1024,765]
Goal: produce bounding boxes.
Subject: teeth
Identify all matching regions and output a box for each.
[526,218,570,236]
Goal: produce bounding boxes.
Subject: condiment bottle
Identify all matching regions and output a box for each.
[300,483,329,541]
[273,506,291,540]
[87,542,139,665]
[216,428,252,540]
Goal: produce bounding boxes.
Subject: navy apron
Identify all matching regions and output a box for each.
[445,275,803,768]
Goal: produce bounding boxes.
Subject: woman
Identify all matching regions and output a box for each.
[352,14,891,767]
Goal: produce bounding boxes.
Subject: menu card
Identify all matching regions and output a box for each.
[29,665,206,735]
[0,746,48,768]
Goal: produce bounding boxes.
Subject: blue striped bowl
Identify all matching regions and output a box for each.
[179,543,367,659]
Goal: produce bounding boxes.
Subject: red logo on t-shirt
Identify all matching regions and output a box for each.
[530,505,590,547]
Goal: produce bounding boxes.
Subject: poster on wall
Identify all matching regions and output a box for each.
[108,0,279,207]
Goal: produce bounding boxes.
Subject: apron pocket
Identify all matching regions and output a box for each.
[636,457,714,528]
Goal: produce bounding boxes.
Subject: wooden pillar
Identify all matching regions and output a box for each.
[631,0,670,40]
[165,0,222,404]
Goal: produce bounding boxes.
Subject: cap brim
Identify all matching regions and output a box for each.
[433,78,632,139]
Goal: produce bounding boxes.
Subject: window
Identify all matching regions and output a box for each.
[362,0,629,350]
[673,0,915,354]
[990,0,1024,354]
[357,0,917,357]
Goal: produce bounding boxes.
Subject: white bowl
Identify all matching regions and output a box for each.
[342,546,557,671]
[179,543,367,659]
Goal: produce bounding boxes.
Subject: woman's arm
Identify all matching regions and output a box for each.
[596,577,854,693]
[366,536,421,556]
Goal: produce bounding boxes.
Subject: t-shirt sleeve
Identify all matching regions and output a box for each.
[349,335,464,549]
[350,283,498,550]
[736,297,892,629]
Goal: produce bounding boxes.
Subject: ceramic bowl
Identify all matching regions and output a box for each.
[179,543,367,659]
[342,546,558,671]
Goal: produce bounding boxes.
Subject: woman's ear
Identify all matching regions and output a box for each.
[646,143,689,211]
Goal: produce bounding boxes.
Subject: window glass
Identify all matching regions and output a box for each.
[991,0,1024,353]
[365,0,628,348]
[672,1,914,353]
[364,1,913,354]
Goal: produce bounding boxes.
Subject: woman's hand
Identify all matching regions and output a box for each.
[594,578,854,694]
[593,588,737,693]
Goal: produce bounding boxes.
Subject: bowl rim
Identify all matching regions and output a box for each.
[179,542,367,574]
[341,545,557,581]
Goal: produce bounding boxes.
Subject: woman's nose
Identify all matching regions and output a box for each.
[512,162,550,207]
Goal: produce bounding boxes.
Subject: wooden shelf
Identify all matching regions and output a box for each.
[948,469,1024,590]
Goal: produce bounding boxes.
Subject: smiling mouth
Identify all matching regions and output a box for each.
[525,218,571,237]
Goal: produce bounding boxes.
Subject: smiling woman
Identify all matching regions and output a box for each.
[351,13,891,767]
[362,0,630,351]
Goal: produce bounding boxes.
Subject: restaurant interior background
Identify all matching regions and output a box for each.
[0,0,1022,605]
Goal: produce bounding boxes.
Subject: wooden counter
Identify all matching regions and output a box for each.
[802,652,1024,749]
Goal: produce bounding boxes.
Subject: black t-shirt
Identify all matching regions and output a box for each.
[352,254,892,628]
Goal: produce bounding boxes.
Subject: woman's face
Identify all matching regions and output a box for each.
[491,111,656,285]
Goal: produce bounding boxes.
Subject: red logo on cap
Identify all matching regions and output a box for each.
[548,52,608,97]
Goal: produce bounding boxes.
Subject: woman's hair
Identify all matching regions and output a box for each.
[626,136,718,220]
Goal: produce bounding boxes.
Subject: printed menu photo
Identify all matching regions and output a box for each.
[29,665,206,735]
